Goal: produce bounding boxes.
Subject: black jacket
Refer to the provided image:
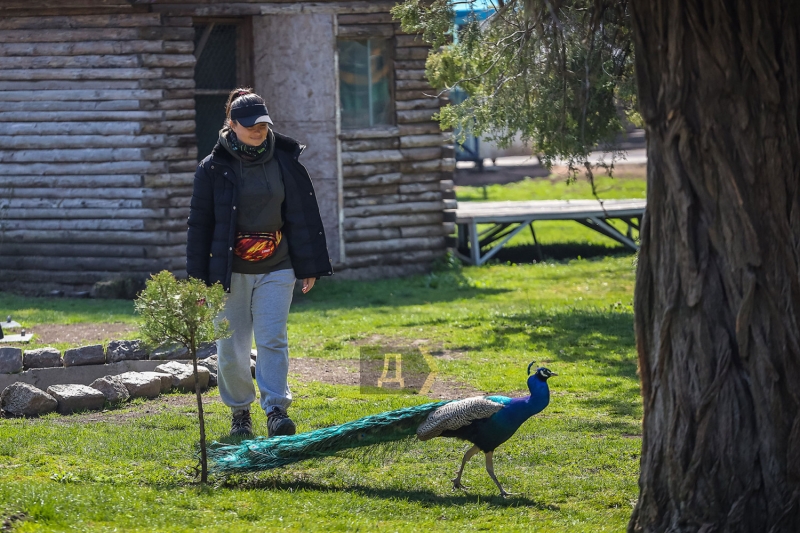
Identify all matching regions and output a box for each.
[186,130,333,290]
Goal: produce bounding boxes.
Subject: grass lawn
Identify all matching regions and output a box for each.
[456,166,646,262]
[0,171,644,532]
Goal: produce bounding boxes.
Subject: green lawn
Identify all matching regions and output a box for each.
[0,172,645,532]
[456,169,646,259]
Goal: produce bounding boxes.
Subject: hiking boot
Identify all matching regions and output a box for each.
[267,406,296,437]
[230,409,253,437]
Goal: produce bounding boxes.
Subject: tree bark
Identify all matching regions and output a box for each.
[629,1,800,531]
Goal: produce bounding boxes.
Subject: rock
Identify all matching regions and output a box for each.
[197,355,218,387]
[140,371,173,393]
[106,340,148,363]
[0,347,23,374]
[63,344,105,367]
[116,372,162,399]
[90,375,130,403]
[149,342,189,360]
[197,342,217,359]
[0,382,57,416]
[46,384,106,415]
[155,361,210,392]
[23,347,63,369]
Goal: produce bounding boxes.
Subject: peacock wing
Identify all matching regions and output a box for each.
[416,396,506,441]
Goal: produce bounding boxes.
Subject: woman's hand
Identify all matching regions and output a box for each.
[301,277,316,294]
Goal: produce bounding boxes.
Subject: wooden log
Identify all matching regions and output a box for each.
[143,173,194,187]
[400,147,442,161]
[0,88,165,101]
[0,218,145,231]
[0,161,167,175]
[394,59,427,70]
[341,163,399,178]
[396,79,433,91]
[0,242,185,259]
[0,67,167,81]
[400,159,442,173]
[396,89,439,101]
[395,35,428,48]
[0,40,193,56]
[395,48,429,61]
[344,227,402,242]
[0,27,193,44]
[341,186,397,201]
[343,249,442,269]
[342,172,403,188]
[345,236,445,256]
[343,212,443,230]
[441,189,456,200]
[344,200,443,218]
[260,2,397,15]
[0,147,181,163]
[0,174,143,188]
[0,186,155,199]
[0,99,192,113]
[396,98,441,111]
[1,198,143,209]
[0,134,189,149]
[399,172,444,184]
[1,229,185,245]
[344,191,442,207]
[0,53,192,69]
[397,182,441,194]
[0,269,157,285]
[140,120,195,134]
[150,3,263,16]
[399,122,445,136]
[338,126,399,140]
[0,256,173,273]
[397,109,438,124]
[0,109,194,123]
[0,121,140,135]
[338,13,395,24]
[1,206,165,219]
[338,24,394,38]
[399,225,447,239]
[399,134,447,148]
[341,137,399,152]
[440,179,455,191]
[0,80,138,90]
[441,157,456,172]
[340,149,403,166]
[395,69,427,81]
[0,14,166,30]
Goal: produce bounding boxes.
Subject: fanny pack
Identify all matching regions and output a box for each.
[234,230,282,262]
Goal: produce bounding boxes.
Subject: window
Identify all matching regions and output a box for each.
[193,19,252,159]
[338,38,393,129]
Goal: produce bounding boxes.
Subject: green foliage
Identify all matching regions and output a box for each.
[392,0,636,175]
[134,271,229,355]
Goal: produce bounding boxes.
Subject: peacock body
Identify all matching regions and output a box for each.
[208,364,556,496]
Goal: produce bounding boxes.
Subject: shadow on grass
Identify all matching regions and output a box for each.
[221,476,554,509]
[479,243,632,264]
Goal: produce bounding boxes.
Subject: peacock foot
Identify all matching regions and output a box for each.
[498,489,514,498]
[451,478,468,491]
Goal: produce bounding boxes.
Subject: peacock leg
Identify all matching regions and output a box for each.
[452,445,480,490]
[484,451,512,497]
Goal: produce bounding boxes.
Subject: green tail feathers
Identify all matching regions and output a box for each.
[208,401,450,473]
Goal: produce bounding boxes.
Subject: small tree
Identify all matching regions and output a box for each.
[134,271,229,483]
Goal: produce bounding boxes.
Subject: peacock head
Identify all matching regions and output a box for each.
[527,362,557,386]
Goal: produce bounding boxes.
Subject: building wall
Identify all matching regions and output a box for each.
[0,9,197,294]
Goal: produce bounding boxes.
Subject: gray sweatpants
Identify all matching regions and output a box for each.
[216,269,296,413]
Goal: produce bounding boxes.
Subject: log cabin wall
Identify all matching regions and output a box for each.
[336,10,456,280]
[0,4,196,294]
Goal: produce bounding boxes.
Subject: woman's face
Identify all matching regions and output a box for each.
[230,121,269,146]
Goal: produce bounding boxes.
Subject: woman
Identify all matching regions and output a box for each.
[187,88,332,437]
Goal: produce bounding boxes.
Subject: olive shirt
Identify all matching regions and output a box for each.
[219,129,292,274]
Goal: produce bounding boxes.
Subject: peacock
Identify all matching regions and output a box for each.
[208,362,556,496]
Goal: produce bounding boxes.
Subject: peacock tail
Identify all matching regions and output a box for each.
[208,400,451,473]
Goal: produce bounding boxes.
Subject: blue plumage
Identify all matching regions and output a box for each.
[207,364,556,496]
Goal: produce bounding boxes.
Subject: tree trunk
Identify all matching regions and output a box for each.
[629,1,800,531]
